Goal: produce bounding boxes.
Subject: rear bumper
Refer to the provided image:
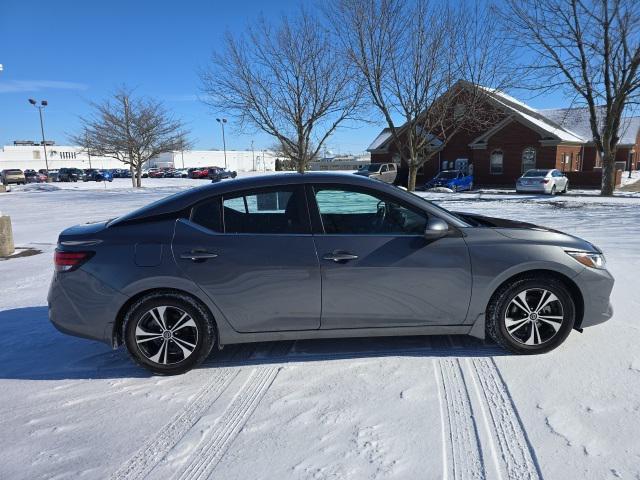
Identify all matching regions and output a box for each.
[573,266,615,328]
[48,269,128,346]
[516,184,549,193]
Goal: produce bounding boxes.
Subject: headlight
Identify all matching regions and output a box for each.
[566,251,606,269]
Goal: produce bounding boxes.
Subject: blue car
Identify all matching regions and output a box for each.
[424,170,473,192]
[83,169,113,182]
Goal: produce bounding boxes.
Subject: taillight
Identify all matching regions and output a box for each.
[541,179,550,184]
[54,250,94,272]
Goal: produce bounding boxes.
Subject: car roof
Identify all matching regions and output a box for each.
[110,172,469,228]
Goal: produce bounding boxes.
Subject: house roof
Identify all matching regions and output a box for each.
[367,128,393,151]
[540,107,640,146]
[476,86,586,143]
[367,83,640,152]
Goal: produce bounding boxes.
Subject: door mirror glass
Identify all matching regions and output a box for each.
[424,217,448,240]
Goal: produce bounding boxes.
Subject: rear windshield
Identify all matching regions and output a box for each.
[523,170,549,177]
[5,169,22,174]
[437,171,458,179]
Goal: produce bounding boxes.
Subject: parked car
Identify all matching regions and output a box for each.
[82,169,113,182]
[39,169,57,182]
[24,169,48,183]
[354,163,398,183]
[1,169,26,185]
[49,172,614,375]
[424,170,474,192]
[175,168,189,178]
[189,167,211,179]
[57,167,82,182]
[208,167,237,182]
[148,168,165,178]
[516,169,569,195]
[141,169,150,178]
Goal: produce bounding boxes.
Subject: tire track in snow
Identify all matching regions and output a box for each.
[110,368,237,480]
[435,358,486,480]
[172,366,280,480]
[467,357,542,480]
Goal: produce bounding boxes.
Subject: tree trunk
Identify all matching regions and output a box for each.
[136,164,142,188]
[130,166,136,188]
[407,163,418,192]
[600,151,616,196]
[296,156,305,174]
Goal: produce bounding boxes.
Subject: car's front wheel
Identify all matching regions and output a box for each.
[123,292,217,375]
[486,275,575,354]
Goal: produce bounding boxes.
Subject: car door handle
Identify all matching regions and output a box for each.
[323,251,359,263]
[180,250,218,261]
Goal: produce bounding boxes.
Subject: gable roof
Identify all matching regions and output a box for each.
[476,86,586,143]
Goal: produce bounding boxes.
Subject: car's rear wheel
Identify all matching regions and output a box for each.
[550,185,557,195]
[486,276,575,354]
[123,292,217,375]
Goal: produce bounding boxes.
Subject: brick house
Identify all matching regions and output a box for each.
[367,86,640,188]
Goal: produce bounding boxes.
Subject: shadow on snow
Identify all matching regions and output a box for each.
[0,306,506,381]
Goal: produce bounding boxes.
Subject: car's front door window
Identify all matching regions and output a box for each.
[313,187,427,235]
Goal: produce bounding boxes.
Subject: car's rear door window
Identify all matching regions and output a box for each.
[222,186,309,234]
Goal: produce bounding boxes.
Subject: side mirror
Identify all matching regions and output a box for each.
[424,217,449,240]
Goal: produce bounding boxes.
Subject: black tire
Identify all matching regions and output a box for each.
[123,291,217,375]
[486,275,575,355]
[562,181,569,194]
[550,185,557,195]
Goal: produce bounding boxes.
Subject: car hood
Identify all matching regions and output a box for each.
[455,212,600,252]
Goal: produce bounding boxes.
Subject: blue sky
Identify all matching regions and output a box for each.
[0,0,570,153]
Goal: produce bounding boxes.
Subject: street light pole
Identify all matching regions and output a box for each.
[28,99,49,176]
[216,118,228,169]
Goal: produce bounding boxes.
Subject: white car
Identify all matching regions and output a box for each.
[516,169,569,195]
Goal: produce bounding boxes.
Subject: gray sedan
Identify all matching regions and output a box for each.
[48,173,613,374]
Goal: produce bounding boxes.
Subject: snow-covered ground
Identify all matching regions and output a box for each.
[1,176,640,479]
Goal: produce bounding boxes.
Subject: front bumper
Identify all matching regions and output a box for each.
[573,266,615,328]
[48,268,128,346]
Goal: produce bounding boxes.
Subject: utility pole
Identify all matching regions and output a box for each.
[28,99,49,176]
[216,118,228,169]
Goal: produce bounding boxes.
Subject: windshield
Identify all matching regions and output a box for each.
[523,170,549,177]
[365,164,381,172]
[436,171,458,179]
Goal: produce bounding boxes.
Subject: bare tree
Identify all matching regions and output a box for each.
[73,87,190,187]
[329,0,511,190]
[200,10,364,174]
[501,0,640,196]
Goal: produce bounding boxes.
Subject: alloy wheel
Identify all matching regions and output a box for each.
[504,288,564,346]
[134,306,199,365]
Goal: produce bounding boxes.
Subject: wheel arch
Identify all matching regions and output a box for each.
[111,288,219,348]
[487,269,584,330]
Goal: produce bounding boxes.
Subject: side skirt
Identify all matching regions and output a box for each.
[218,325,473,346]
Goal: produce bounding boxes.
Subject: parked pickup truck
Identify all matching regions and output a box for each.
[353,163,398,183]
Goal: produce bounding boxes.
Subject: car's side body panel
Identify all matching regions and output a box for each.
[172,219,322,332]
[313,234,472,328]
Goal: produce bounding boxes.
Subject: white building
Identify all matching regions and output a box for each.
[153,150,276,171]
[0,143,120,171]
[0,142,277,172]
